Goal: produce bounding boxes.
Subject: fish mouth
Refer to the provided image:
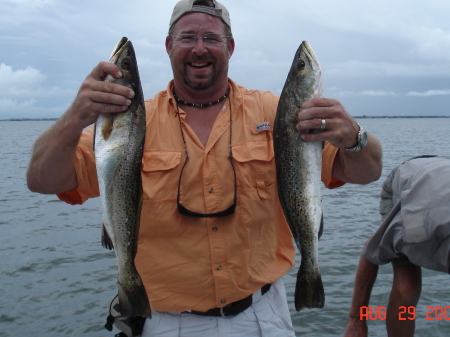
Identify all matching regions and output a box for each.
[301,41,320,70]
[110,37,130,59]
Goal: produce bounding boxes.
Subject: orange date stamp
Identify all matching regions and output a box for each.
[360,306,450,321]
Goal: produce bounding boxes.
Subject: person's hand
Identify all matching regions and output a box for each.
[343,319,368,337]
[66,61,135,130]
[296,97,359,149]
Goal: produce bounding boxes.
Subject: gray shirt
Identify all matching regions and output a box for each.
[363,155,450,273]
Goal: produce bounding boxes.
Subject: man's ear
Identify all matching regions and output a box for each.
[227,37,235,59]
[165,35,173,55]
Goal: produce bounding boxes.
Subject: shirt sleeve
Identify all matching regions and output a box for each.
[322,141,345,189]
[57,126,100,205]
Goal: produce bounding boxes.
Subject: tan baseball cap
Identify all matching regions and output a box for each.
[169,0,231,31]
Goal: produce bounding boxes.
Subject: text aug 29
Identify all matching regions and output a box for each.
[360,306,450,321]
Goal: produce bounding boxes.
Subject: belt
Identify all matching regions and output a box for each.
[187,283,272,318]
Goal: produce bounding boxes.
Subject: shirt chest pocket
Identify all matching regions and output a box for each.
[232,140,277,227]
[140,150,187,237]
[142,149,182,200]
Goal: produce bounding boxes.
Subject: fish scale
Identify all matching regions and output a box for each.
[94,37,150,319]
[273,40,325,312]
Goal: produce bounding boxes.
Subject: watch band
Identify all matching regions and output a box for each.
[344,122,367,153]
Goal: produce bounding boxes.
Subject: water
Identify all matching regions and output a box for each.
[1,118,450,336]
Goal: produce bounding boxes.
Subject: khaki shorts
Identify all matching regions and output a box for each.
[141,278,295,337]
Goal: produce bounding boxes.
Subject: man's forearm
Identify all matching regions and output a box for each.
[27,112,84,194]
[334,134,383,185]
[348,254,380,319]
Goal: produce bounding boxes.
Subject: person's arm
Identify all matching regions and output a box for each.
[344,254,379,337]
[297,97,382,184]
[27,61,134,194]
[331,133,382,184]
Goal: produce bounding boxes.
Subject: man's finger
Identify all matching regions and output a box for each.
[89,89,132,107]
[92,61,122,81]
[301,97,336,110]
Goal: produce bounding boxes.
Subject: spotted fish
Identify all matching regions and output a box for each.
[273,41,324,311]
[94,37,150,318]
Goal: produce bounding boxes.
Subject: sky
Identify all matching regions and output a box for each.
[1,0,450,119]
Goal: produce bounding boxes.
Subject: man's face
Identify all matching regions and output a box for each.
[166,12,234,93]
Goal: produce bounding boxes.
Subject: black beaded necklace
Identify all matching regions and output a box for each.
[173,86,230,108]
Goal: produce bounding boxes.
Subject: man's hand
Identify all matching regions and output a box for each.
[296,97,360,149]
[343,319,368,337]
[66,61,135,130]
[27,61,136,194]
[295,97,382,184]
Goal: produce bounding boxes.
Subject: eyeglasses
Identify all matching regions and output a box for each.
[170,33,230,47]
[175,95,236,218]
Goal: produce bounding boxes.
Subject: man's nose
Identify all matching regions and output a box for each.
[192,37,208,54]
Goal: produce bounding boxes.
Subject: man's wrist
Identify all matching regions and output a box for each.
[344,123,368,153]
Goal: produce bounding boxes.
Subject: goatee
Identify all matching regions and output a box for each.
[183,73,218,91]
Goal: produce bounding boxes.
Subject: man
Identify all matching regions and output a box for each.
[27,0,382,336]
[344,155,450,337]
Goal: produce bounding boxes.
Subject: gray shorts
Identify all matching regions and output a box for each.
[363,156,450,273]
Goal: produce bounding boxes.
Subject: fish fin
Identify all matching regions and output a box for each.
[101,224,114,250]
[318,214,324,239]
[118,277,152,318]
[294,256,325,311]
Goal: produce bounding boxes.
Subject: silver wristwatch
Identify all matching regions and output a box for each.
[344,122,368,153]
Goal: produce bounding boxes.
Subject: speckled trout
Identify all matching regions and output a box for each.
[94,37,150,318]
[273,41,324,311]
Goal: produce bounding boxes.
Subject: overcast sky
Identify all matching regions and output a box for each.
[1,0,450,119]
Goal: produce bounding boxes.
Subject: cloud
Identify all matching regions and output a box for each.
[407,89,450,97]
[412,27,450,61]
[0,64,73,117]
[330,89,399,97]
[1,0,450,117]
[329,88,450,98]
[359,91,398,97]
[0,63,47,96]
[4,0,52,4]
[0,98,37,110]
[326,60,450,78]
[0,64,70,99]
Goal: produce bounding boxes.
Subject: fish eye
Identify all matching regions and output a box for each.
[298,60,306,70]
[121,58,131,69]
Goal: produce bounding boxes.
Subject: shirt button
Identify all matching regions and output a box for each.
[221,299,227,304]
[212,227,218,232]
[216,265,222,270]
[208,188,214,193]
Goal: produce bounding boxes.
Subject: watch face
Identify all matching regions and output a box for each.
[360,130,368,146]
[344,123,368,152]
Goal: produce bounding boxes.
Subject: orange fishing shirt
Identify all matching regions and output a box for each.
[58,79,344,313]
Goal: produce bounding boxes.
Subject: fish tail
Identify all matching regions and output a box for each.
[118,281,152,318]
[294,256,325,311]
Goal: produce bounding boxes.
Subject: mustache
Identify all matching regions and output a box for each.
[189,55,212,62]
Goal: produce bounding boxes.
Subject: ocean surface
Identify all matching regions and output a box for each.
[1,118,450,336]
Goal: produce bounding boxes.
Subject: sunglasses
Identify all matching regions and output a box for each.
[177,153,237,218]
[175,93,236,218]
